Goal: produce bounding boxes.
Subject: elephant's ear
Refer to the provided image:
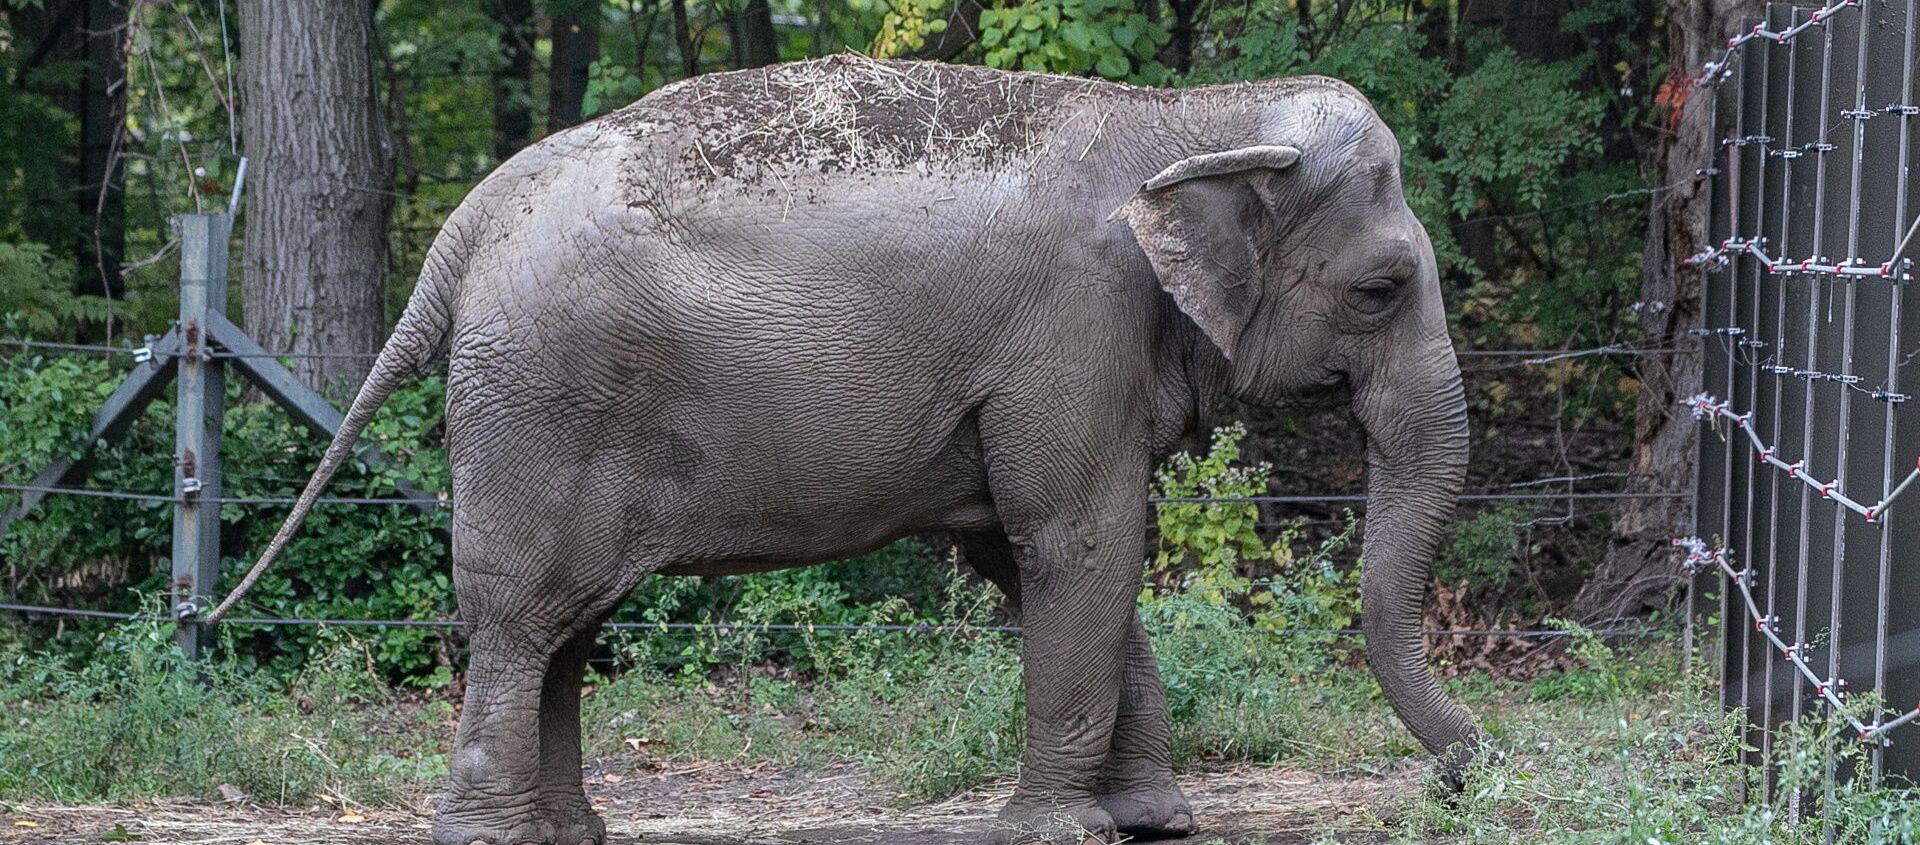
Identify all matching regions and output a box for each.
[1114,145,1302,359]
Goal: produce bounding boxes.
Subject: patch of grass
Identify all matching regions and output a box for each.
[0,619,443,806]
[1368,628,1920,844]
[6,598,1917,845]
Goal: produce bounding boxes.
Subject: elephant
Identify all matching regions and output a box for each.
[213,55,1480,845]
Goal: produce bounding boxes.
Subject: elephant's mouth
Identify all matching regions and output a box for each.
[1279,373,1353,413]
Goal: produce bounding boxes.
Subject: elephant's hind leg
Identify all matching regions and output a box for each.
[537,626,609,845]
[435,621,562,845]
[432,468,643,845]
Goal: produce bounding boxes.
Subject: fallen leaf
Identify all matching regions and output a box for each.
[602,773,623,784]
[338,812,365,824]
[99,823,143,842]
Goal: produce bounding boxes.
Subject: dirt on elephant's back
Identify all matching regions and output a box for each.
[0,763,1414,844]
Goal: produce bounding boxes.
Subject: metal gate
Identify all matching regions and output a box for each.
[1689,0,1920,784]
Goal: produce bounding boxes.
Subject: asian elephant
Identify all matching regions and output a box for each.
[218,55,1480,845]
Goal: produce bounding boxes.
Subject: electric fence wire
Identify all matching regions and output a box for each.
[1670,538,1920,743]
[0,336,1694,364]
[0,601,1660,640]
[0,481,1681,508]
[1694,0,1864,86]
[1681,392,1920,522]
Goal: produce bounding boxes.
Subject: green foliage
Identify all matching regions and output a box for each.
[1397,627,1920,845]
[0,350,453,680]
[858,0,953,58]
[1429,44,1606,217]
[978,0,1169,82]
[1148,424,1361,638]
[1436,504,1523,590]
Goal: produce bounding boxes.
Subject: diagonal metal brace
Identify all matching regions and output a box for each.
[204,314,444,522]
[0,329,185,536]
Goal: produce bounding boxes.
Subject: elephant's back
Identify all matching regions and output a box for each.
[594,55,1147,185]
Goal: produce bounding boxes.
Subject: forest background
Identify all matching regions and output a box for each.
[0,0,1740,682]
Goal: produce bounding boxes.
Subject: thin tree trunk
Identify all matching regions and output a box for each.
[491,0,535,160]
[724,0,778,68]
[1572,0,1765,623]
[6,0,130,339]
[238,0,392,395]
[77,0,128,333]
[671,0,698,77]
[549,0,600,130]
[1161,0,1199,75]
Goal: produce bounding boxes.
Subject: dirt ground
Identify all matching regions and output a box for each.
[1,761,1415,845]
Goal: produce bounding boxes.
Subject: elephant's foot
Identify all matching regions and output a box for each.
[430,805,556,845]
[1096,782,1195,840]
[538,791,606,845]
[985,801,1117,845]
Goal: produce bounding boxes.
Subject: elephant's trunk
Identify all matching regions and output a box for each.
[1351,332,1481,785]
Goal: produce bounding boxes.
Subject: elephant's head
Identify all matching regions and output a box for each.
[1116,81,1481,782]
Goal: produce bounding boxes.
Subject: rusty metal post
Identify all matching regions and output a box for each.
[170,213,231,658]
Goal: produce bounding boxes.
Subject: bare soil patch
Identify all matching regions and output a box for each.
[1,762,1413,844]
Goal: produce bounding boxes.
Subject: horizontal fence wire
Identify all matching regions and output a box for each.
[0,337,1690,365]
[1671,539,1920,744]
[0,602,1661,640]
[0,481,1685,508]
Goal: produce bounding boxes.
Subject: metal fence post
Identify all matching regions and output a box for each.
[171,213,231,658]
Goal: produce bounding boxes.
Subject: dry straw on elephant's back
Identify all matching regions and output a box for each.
[638,55,1113,181]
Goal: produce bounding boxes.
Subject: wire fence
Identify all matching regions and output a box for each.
[0,321,1681,642]
[0,601,1661,641]
[1687,0,1920,789]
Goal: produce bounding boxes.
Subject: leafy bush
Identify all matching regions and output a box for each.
[978,0,1170,81]
[1148,424,1362,639]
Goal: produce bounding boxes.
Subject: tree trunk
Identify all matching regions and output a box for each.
[724,0,777,69]
[1571,0,1765,623]
[238,0,392,395]
[1158,0,1199,74]
[671,0,698,77]
[6,0,130,339]
[491,0,535,160]
[1461,0,1579,63]
[549,0,600,130]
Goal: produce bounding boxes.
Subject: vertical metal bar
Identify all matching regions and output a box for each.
[1781,23,1826,789]
[1697,76,1738,672]
[1814,10,1865,838]
[1838,0,1903,792]
[170,214,230,660]
[1756,6,1796,778]
[1880,0,1920,785]
[1731,25,1772,766]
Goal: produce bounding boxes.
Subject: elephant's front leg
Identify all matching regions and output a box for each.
[965,530,1194,840]
[1097,615,1194,837]
[991,500,1149,844]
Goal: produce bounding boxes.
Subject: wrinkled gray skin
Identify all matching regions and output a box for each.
[255,56,1478,845]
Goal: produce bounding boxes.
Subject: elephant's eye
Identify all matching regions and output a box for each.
[1347,277,1402,315]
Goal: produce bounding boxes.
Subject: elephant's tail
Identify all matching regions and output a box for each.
[202,253,458,625]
